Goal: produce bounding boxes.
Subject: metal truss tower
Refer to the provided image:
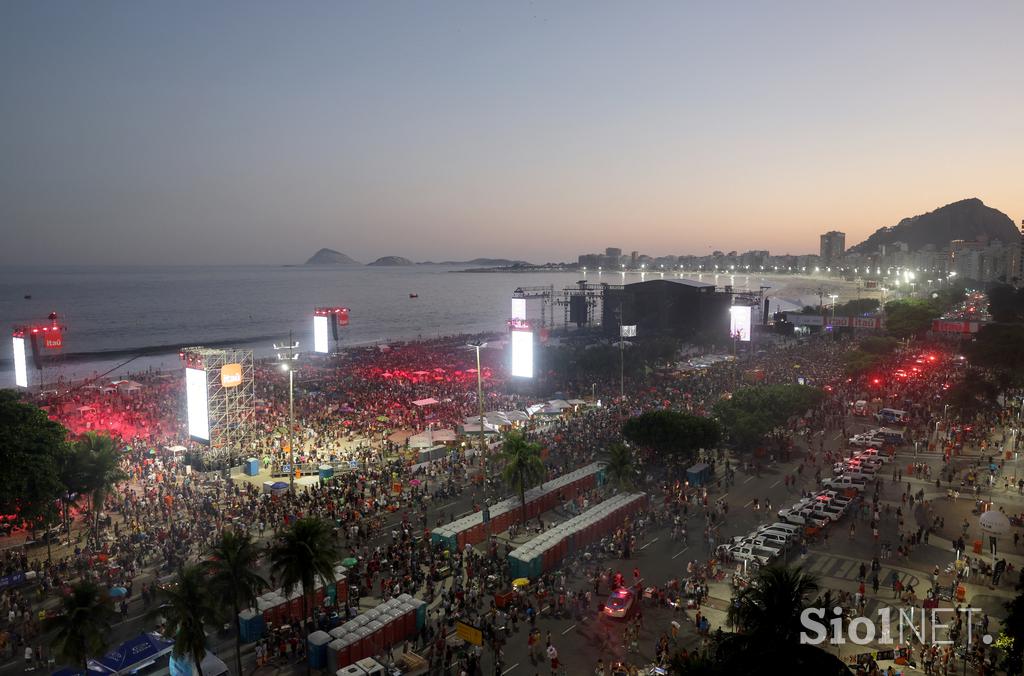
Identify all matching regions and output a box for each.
[180,346,255,457]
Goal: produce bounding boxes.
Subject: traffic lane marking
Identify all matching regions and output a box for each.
[672,547,689,559]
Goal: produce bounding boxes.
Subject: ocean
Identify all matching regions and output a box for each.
[0,265,849,385]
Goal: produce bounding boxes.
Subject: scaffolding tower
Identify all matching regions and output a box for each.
[511,285,556,327]
[180,346,255,457]
[557,280,617,328]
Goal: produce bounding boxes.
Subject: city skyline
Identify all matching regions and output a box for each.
[2,1,1023,266]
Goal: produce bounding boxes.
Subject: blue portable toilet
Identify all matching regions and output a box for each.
[307,630,331,669]
[244,458,259,476]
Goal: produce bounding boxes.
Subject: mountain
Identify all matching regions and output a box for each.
[849,198,1018,254]
[419,258,532,266]
[305,248,359,265]
[367,256,414,266]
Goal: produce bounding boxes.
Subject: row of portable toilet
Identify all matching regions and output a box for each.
[431,461,607,551]
[237,565,349,643]
[507,492,647,579]
[313,593,427,671]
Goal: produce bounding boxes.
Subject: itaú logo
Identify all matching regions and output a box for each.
[221,363,242,387]
[800,606,990,646]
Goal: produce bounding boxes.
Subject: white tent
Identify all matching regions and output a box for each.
[408,429,457,448]
[412,398,439,407]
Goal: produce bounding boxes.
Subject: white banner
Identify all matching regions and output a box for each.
[620,325,637,338]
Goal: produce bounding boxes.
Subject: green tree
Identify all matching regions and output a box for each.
[883,299,936,338]
[45,581,116,669]
[943,370,998,418]
[205,530,268,676]
[964,324,1024,387]
[604,443,639,490]
[76,432,128,539]
[841,349,881,376]
[270,517,339,673]
[0,390,71,529]
[857,335,898,355]
[621,411,721,462]
[160,565,220,676]
[835,298,879,316]
[500,432,546,523]
[713,384,824,452]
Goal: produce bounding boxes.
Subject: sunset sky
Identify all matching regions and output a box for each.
[2,1,1022,265]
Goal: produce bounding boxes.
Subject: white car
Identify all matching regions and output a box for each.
[822,476,866,491]
[728,544,773,566]
[849,435,885,447]
[854,448,886,463]
[778,508,829,528]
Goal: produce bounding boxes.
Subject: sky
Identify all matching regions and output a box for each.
[2,1,1023,266]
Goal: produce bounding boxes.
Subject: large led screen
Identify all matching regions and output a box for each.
[185,367,210,441]
[510,330,534,378]
[12,336,27,388]
[313,314,329,353]
[511,298,527,321]
[730,305,752,342]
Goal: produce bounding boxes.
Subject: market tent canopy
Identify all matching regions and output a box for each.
[412,398,439,407]
[387,429,416,444]
[409,429,458,448]
[90,633,173,675]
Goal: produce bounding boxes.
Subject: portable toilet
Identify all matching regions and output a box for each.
[365,619,384,655]
[336,666,366,676]
[355,657,386,676]
[307,630,331,669]
[238,608,265,643]
[244,458,260,476]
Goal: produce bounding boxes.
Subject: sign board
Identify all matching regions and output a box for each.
[620,325,637,338]
[43,330,62,349]
[221,363,242,388]
[455,621,483,646]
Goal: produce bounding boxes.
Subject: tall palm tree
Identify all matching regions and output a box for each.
[500,432,545,524]
[76,432,128,539]
[205,530,268,676]
[45,581,116,669]
[270,517,339,674]
[160,565,220,676]
[604,442,639,490]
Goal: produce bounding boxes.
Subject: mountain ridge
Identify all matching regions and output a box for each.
[850,198,1018,254]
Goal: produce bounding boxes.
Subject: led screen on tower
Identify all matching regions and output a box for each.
[12,336,27,388]
[313,314,329,353]
[730,305,752,342]
[185,367,209,441]
[510,329,534,378]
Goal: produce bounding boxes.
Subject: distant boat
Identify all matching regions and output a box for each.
[409,293,419,298]
[23,294,31,299]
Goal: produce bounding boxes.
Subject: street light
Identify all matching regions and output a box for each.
[467,341,488,468]
[273,333,300,493]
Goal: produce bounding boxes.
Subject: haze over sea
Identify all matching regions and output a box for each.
[0,265,839,385]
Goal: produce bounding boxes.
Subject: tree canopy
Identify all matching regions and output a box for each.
[713,384,823,451]
[0,390,71,526]
[621,410,720,462]
[964,324,1024,387]
[883,299,936,338]
[500,432,546,522]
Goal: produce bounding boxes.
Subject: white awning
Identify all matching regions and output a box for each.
[412,398,439,407]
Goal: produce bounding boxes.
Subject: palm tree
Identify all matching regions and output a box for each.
[707,565,847,675]
[604,443,639,490]
[500,432,545,524]
[205,530,268,676]
[270,517,339,674]
[160,565,220,676]
[727,565,819,639]
[76,432,128,539]
[45,581,116,669]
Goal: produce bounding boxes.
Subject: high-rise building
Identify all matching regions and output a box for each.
[819,231,846,264]
[605,247,622,258]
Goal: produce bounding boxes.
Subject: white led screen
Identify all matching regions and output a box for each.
[313,315,329,354]
[510,330,534,378]
[511,298,527,320]
[730,306,752,342]
[185,367,210,441]
[12,336,27,388]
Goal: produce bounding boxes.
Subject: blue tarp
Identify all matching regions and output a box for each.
[92,633,173,675]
